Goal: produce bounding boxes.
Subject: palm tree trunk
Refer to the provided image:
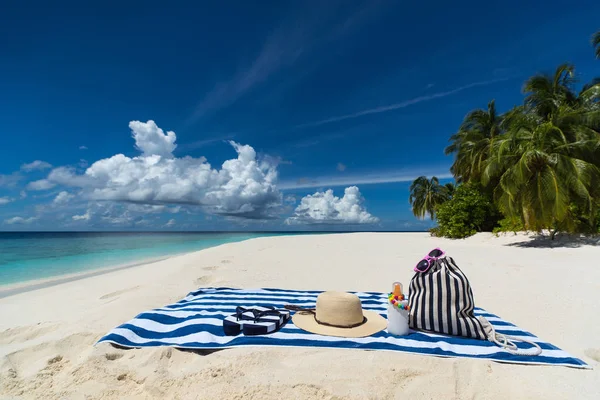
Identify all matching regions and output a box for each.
[550,221,559,240]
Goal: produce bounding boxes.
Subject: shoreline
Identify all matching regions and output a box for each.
[1,229,596,299]
[0,233,289,298]
[0,255,174,300]
[0,231,418,298]
[1,229,596,300]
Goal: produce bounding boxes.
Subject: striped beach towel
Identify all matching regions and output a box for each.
[98,287,589,369]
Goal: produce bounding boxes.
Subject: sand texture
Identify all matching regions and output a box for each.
[0,232,598,399]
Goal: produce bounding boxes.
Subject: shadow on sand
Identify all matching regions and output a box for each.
[108,343,225,356]
[178,348,224,356]
[505,233,600,248]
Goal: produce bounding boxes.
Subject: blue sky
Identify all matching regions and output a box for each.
[1,1,599,231]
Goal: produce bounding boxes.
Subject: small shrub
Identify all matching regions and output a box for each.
[433,183,500,239]
[492,217,525,235]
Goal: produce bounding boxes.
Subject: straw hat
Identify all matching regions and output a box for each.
[291,291,386,338]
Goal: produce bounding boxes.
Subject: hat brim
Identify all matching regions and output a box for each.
[292,310,387,338]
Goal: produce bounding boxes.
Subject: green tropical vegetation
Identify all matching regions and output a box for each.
[408,176,452,220]
[410,33,600,239]
[593,30,600,59]
[431,183,500,238]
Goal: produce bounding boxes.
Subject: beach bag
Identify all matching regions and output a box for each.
[408,255,487,339]
[408,253,542,355]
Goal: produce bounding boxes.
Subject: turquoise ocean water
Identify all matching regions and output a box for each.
[0,232,288,286]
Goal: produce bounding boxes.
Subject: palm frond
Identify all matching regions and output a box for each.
[440,56,600,233]
[523,64,577,119]
[592,31,600,59]
[408,176,450,220]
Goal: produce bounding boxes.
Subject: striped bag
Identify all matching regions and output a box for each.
[408,255,487,340]
[408,253,542,356]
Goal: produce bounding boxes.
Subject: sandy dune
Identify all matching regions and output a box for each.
[0,232,598,399]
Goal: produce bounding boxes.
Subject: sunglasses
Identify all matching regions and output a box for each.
[414,248,445,273]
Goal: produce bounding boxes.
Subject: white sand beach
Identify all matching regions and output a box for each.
[0,232,598,399]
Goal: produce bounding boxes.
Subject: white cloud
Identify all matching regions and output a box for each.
[129,120,177,157]
[45,120,282,219]
[27,179,56,191]
[79,145,88,150]
[279,170,453,190]
[4,216,38,225]
[20,190,27,199]
[0,197,14,205]
[165,218,176,227]
[53,191,74,204]
[126,204,180,214]
[0,173,22,188]
[284,195,296,203]
[337,163,346,172]
[72,203,146,226]
[72,211,91,221]
[187,5,378,123]
[126,204,166,213]
[295,78,510,129]
[21,160,52,172]
[286,186,378,225]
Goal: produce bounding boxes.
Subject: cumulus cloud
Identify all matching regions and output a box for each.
[71,203,147,226]
[45,120,282,219]
[0,197,14,205]
[20,191,27,199]
[79,145,88,150]
[27,179,56,191]
[129,120,177,157]
[337,163,346,172]
[5,216,38,225]
[21,160,52,172]
[286,186,378,225]
[53,191,74,204]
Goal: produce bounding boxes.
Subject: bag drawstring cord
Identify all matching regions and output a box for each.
[478,316,542,356]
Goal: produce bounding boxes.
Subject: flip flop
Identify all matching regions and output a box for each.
[222,306,290,336]
[242,308,291,336]
[223,306,258,336]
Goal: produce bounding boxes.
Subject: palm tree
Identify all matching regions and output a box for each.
[487,66,600,237]
[592,31,600,59]
[523,63,577,120]
[409,176,450,220]
[445,100,502,184]
[444,182,456,198]
[438,31,600,239]
[493,120,598,237]
[579,77,600,113]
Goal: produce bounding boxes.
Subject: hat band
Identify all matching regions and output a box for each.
[284,304,368,329]
[314,315,368,329]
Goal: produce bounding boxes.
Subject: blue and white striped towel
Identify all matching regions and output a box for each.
[98,287,589,369]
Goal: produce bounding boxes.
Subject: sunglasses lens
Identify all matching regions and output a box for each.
[416,259,430,272]
[429,249,443,258]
